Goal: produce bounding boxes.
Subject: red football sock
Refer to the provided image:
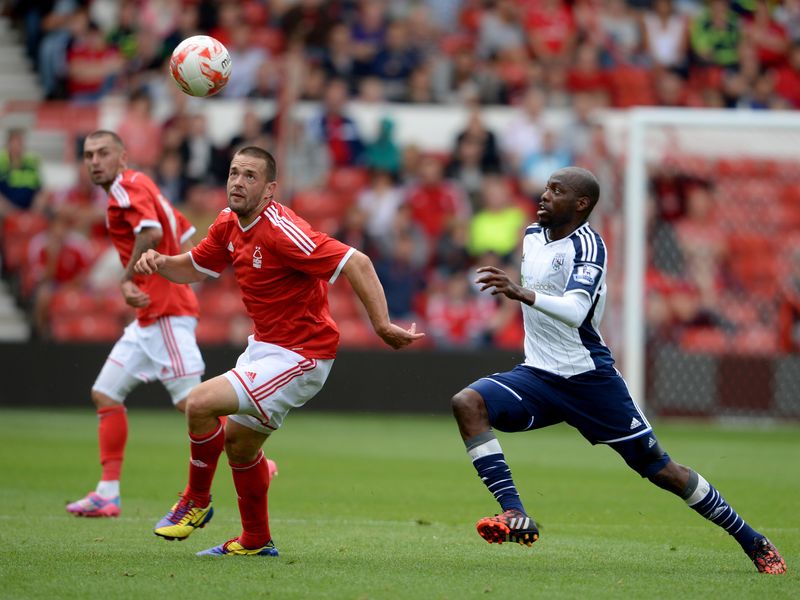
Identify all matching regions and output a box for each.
[183,418,224,507]
[98,405,127,481]
[230,451,271,549]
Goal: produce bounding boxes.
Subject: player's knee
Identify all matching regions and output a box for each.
[611,434,671,478]
[90,389,119,409]
[185,385,217,421]
[648,460,691,494]
[450,389,481,418]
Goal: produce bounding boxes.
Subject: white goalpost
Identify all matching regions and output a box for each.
[622,108,800,413]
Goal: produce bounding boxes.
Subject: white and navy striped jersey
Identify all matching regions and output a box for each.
[520,222,613,377]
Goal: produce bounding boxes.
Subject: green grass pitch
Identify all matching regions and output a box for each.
[0,408,797,599]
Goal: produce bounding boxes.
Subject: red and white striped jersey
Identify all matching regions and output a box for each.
[106,169,199,326]
[190,201,354,358]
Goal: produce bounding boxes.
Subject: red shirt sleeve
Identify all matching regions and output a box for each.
[189,212,232,277]
[267,205,352,282]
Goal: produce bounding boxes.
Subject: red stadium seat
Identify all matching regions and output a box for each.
[327,167,369,198]
[50,288,99,316]
[609,67,655,108]
[195,317,232,345]
[290,189,351,233]
[51,313,122,342]
[679,327,728,354]
[337,317,380,348]
[197,288,247,318]
[1,212,49,271]
[327,285,360,320]
[730,327,779,355]
[35,103,99,155]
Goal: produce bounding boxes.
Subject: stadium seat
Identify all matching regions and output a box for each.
[51,313,122,342]
[195,317,232,345]
[290,189,351,233]
[679,327,728,354]
[730,327,779,355]
[327,285,360,320]
[35,103,99,149]
[337,317,381,348]
[327,167,369,197]
[609,67,655,108]
[1,212,49,272]
[49,288,98,316]
[197,288,247,318]
[0,212,48,272]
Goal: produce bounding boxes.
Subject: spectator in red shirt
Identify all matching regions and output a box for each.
[524,0,577,65]
[427,271,496,348]
[406,155,470,240]
[66,21,123,101]
[773,42,800,107]
[567,42,611,96]
[26,214,94,338]
[743,0,789,69]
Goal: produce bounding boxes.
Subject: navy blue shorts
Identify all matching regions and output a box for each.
[468,364,652,445]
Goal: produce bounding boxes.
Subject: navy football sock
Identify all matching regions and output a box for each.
[682,471,761,552]
[465,432,526,514]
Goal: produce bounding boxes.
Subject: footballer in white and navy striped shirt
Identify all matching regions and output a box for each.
[449,167,785,574]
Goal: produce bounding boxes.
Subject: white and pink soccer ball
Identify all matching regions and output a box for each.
[169,35,232,97]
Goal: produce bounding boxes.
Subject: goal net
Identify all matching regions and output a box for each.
[619,108,800,420]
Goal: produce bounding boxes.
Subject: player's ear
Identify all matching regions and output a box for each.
[265,180,277,200]
[576,195,591,213]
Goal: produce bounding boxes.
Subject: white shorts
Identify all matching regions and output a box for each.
[225,336,333,435]
[92,316,205,405]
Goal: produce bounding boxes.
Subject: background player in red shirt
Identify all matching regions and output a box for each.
[135,146,424,556]
[66,130,205,518]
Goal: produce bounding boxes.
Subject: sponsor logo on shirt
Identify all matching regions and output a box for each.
[573,264,600,286]
[522,276,558,293]
[253,246,263,269]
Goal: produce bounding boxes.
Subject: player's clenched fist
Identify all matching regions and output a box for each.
[135,248,166,275]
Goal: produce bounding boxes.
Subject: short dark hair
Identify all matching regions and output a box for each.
[85,129,125,149]
[234,146,277,181]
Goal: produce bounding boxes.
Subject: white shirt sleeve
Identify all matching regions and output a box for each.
[531,291,593,328]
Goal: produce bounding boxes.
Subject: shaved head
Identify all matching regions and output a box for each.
[554,166,599,216]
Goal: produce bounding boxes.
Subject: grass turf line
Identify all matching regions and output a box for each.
[0,409,796,600]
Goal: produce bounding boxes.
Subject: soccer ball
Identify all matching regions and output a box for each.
[169,35,232,97]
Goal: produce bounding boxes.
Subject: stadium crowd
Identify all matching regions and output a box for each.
[2,0,800,353]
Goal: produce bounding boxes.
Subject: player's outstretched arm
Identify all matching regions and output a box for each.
[342,250,425,350]
[134,248,207,284]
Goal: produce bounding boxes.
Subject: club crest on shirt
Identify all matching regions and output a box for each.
[253,246,263,269]
[552,253,566,271]
[573,264,600,286]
